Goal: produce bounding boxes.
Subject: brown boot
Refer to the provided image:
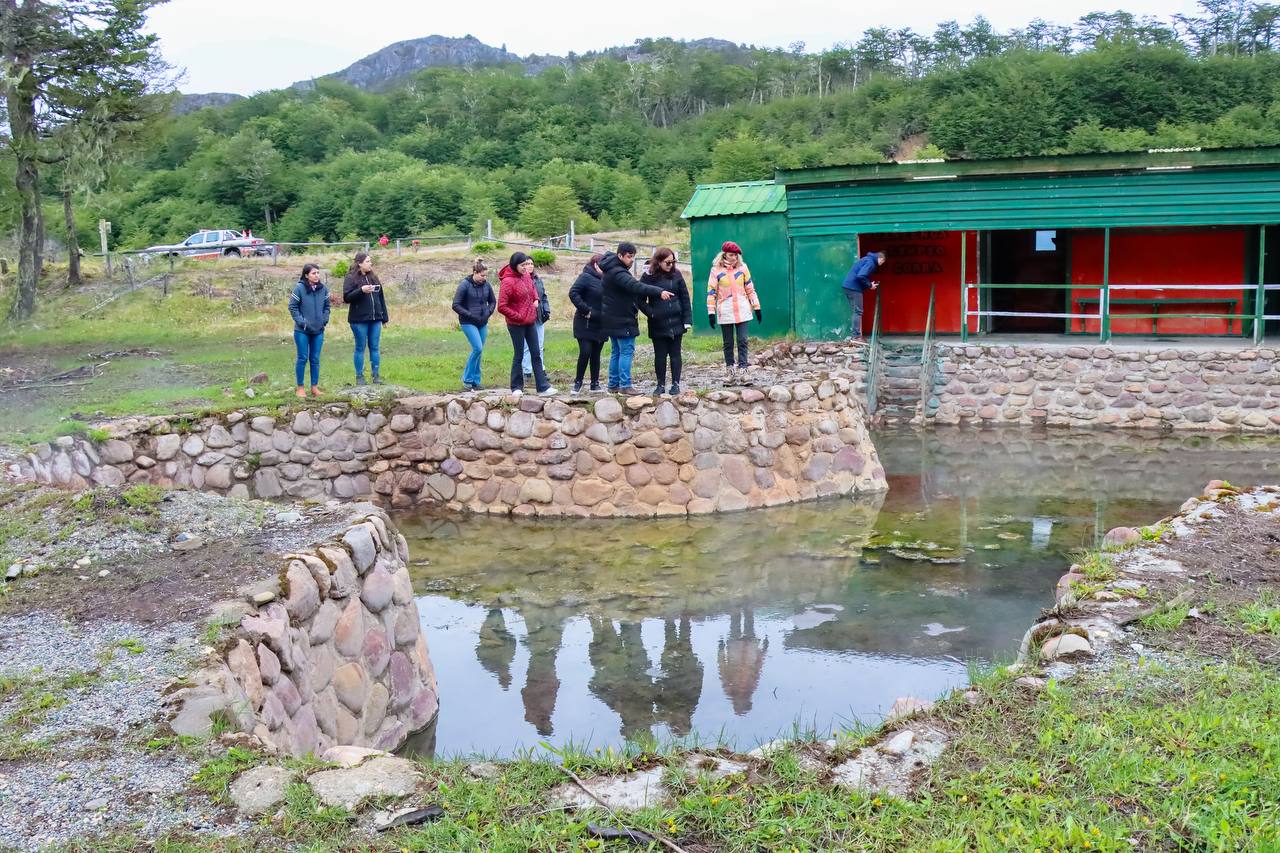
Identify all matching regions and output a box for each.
[295,386,307,399]
[310,385,323,397]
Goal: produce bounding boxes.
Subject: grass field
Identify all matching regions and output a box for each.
[0,248,740,445]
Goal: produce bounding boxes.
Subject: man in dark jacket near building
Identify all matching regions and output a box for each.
[841,250,885,342]
[599,242,673,394]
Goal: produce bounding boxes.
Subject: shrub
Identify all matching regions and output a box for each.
[332,259,350,278]
[471,241,505,253]
[530,249,556,268]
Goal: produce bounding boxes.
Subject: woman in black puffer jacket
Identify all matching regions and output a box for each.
[569,254,607,392]
[639,247,693,395]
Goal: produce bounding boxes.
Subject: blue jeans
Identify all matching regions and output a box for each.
[350,321,382,378]
[608,335,636,389]
[460,323,487,386]
[521,320,545,375]
[293,330,323,387]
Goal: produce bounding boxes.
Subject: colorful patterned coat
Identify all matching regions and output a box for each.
[706,261,760,324]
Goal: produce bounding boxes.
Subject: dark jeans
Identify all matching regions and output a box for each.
[293,330,323,387]
[720,322,749,367]
[508,323,550,392]
[575,338,604,385]
[653,334,683,386]
[845,288,864,338]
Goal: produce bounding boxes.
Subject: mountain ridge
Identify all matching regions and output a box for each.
[178,34,747,104]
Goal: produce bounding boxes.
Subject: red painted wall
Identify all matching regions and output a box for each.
[859,231,979,334]
[1070,228,1247,335]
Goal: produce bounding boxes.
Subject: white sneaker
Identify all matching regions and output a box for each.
[511,389,523,397]
[538,386,558,397]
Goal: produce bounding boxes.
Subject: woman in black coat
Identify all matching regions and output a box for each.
[342,251,390,386]
[568,254,607,393]
[640,247,693,395]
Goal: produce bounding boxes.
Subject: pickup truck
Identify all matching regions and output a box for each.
[143,229,272,259]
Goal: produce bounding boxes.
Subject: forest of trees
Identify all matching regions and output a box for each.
[11,2,1280,252]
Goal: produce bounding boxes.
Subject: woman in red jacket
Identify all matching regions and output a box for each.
[497,252,558,396]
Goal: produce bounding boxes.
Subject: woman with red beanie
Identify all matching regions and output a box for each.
[497,251,557,396]
[706,240,761,383]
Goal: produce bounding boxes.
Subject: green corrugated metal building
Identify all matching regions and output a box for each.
[682,181,792,337]
[683,146,1280,340]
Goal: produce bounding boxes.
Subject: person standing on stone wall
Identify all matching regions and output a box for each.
[343,251,390,386]
[569,254,608,393]
[520,267,551,379]
[842,250,884,342]
[498,251,557,396]
[599,242,673,395]
[452,258,497,391]
[707,241,761,383]
[640,247,692,396]
[288,263,329,398]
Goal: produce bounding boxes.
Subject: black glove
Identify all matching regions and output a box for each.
[754,308,763,324]
[708,314,717,329]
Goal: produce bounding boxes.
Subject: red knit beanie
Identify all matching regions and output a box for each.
[721,241,742,254]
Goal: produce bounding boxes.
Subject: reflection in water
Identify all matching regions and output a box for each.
[476,609,516,690]
[588,619,654,740]
[655,618,702,736]
[521,613,564,736]
[717,609,768,716]
[399,429,1280,758]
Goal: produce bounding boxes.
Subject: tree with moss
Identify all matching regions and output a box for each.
[1,0,170,319]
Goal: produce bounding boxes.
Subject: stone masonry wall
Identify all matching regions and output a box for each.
[930,342,1280,430]
[172,507,438,758]
[9,382,887,516]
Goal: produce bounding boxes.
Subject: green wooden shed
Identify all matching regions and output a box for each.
[681,180,792,337]
[685,147,1280,342]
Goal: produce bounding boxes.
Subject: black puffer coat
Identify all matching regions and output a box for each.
[598,252,666,339]
[569,264,606,342]
[639,268,692,339]
[342,270,389,324]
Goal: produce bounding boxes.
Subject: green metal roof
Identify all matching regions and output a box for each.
[681,180,787,219]
[776,145,1280,188]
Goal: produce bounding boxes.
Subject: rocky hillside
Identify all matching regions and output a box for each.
[294,34,521,91]
[173,91,246,114]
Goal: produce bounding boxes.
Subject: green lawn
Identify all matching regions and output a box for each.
[76,653,1280,852]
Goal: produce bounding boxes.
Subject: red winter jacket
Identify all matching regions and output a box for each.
[497,265,538,326]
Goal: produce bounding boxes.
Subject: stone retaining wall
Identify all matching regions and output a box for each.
[172,507,438,758]
[931,342,1280,430]
[9,382,886,516]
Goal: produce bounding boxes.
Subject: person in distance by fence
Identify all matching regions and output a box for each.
[452,258,497,391]
[599,242,674,395]
[498,251,557,397]
[569,254,608,393]
[288,262,329,398]
[640,247,692,396]
[707,241,761,383]
[343,251,390,386]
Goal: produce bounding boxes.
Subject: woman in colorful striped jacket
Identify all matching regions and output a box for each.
[706,241,761,382]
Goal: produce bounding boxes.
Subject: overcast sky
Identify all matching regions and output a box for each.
[147,0,1206,95]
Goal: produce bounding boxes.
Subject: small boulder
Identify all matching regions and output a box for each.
[229,766,291,816]
[1040,633,1093,661]
[307,756,421,809]
[321,745,389,768]
[887,696,933,722]
[1101,527,1141,549]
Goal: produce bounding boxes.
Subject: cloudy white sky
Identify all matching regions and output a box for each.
[147,0,1205,95]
